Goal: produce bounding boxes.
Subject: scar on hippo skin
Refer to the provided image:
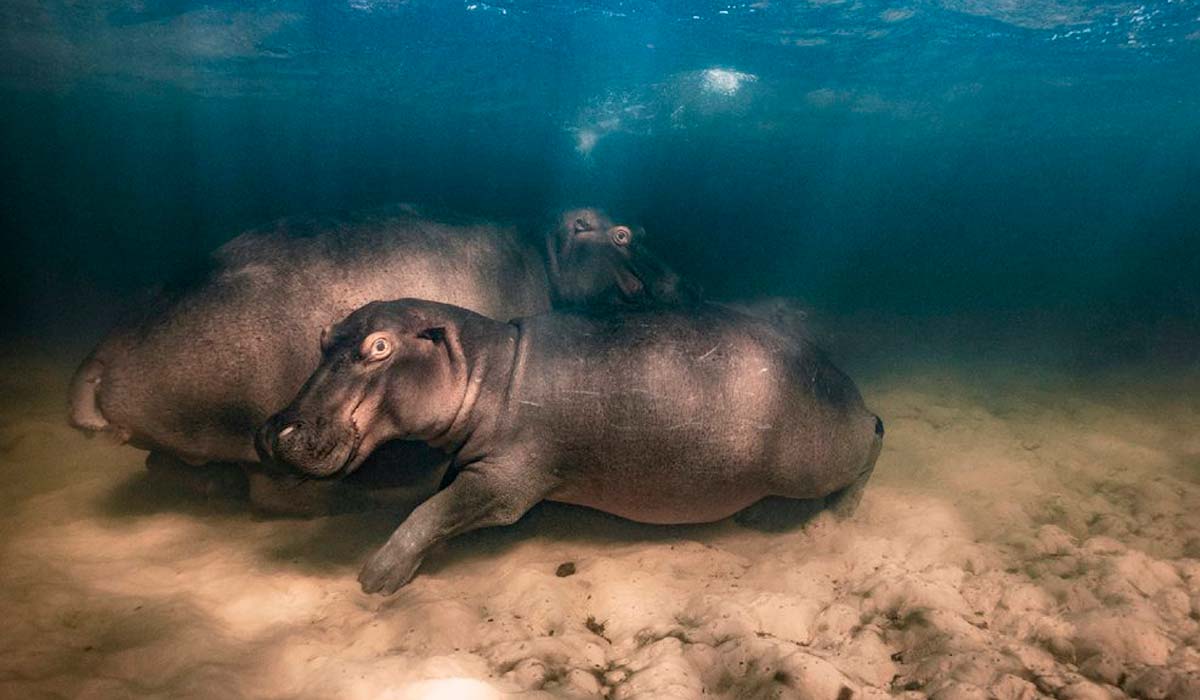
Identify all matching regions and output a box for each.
[263,298,883,594]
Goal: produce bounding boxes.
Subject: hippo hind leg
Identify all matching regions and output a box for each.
[824,415,884,519]
[739,415,883,530]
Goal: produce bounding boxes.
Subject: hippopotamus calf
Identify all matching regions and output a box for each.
[67,205,694,514]
[259,299,883,594]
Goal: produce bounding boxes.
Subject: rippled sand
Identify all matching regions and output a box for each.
[1,335,1197,699]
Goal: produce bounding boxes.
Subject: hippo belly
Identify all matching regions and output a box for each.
[548,468,769,525]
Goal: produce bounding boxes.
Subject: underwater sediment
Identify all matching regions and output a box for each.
[1,328,1196,698]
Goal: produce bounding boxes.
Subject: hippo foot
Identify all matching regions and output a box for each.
[145,452,249,501]
[358,543,421,595]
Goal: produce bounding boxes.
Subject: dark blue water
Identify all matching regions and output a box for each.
[3,1,1199,348]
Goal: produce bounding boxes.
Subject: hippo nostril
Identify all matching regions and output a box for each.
[255,418,298,463]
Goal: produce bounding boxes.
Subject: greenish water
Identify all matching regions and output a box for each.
[2,1,1198,355]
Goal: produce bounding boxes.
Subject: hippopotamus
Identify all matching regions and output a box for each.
[68,205,694,512]
[258,298,884,594]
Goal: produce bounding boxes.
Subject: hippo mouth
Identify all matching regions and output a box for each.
[623,246,700,305]
[67,357,111,434]
[67,358,137,445]
[258,374,387,480]
[333,429,364,479]
[325,391,373,478]
[298,421,363,481]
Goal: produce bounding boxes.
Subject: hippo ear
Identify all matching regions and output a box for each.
[416,327,446,344]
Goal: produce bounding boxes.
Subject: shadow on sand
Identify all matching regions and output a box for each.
[96,453,829,580]
[98,465,251,520]
[255,492,830,580]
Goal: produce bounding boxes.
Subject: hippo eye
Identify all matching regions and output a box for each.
[362,334,393,361]
[610,226,632,246]
[573,217,592,234]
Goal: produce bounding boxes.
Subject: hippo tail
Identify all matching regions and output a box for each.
[67,355,110,434]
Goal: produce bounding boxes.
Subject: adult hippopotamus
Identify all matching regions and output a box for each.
[258,299,884,594]
[68,205,694,512]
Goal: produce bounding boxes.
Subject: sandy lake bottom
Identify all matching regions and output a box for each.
[1,328,1198,700]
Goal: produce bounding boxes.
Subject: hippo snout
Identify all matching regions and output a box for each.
[256,413,355,479]
[255,415,299,463]
[68,356,110,433]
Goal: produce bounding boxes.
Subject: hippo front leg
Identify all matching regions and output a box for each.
[359,463,546,595]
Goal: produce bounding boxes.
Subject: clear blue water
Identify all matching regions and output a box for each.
[2,1,1199,340]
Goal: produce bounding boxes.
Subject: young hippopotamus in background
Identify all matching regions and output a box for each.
[258,299,884,594]
[68,205,695,514]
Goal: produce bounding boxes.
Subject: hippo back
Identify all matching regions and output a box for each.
[85,206,549,463]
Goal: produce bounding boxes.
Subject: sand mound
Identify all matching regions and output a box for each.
[0,349,1197,699]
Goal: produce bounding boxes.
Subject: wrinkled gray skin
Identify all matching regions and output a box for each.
[68,205,695,513]
[260,299,884,594]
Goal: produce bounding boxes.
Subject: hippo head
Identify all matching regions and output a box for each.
[546,208,700,307]
[257,299,474,479]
